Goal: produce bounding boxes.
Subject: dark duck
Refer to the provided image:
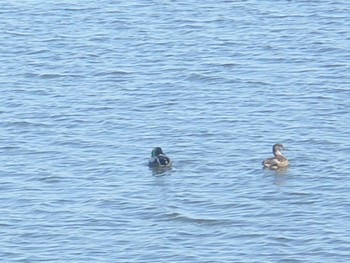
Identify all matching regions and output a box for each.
[148,147,172,168]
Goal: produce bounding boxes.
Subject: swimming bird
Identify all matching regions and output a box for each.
[148,147,172,168]
[262,143,289,169]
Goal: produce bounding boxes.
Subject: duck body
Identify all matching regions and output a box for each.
[262,143,289,169]
[148,147,172,168]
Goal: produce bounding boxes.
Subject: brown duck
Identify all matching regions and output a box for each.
[262,143,289,169]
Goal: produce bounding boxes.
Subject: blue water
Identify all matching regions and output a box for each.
[1,0,350,262]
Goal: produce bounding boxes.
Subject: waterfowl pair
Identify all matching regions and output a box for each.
[148,144,289,170]
[262,143,289,169]
[148,147,172,168]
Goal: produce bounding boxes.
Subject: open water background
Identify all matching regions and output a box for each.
[1,0,350,262]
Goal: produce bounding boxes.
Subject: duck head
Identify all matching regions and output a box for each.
[273,143,285,155]
[151,147,164,157]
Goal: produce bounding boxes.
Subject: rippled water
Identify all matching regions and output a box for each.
[1,0,350,262]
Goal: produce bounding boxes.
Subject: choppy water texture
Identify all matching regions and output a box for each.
[1,0,350,262]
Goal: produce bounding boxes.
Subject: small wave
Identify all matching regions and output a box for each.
[39,73,81,79]
[4,31,33,36]
[3,120,51,128]
[94,70,132,76]
[164,211,229,225]
[19,72,81,79]
[26,49,51,55]
[184,73,223,83]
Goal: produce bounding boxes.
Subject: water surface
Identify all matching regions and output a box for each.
[1,0,350,262]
